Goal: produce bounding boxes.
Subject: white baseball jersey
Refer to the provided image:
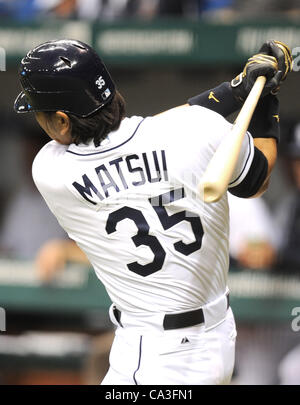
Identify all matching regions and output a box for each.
[32,105,254,313]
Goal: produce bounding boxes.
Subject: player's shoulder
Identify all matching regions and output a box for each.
[32,140,68,186]
[34,139,68,160]
[150,104,230,127]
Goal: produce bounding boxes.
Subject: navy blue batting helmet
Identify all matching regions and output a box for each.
[14,39,115,117]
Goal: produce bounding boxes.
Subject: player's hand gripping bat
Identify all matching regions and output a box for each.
[198,40,292,203]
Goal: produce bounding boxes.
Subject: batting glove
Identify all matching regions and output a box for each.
[231,40,293,103]
[231,53,278,102]
[259,40,293,92]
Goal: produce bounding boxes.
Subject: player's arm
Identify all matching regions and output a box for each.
[247,94,279,197]
[187,40,292,119]
[185,54,278,118]
[226,91,280,198]
[228,39,292,198]
[35,239,90,282]
[252,138,277,196]
[187,40,292,198]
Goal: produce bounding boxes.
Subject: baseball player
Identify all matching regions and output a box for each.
[14,39,292,385]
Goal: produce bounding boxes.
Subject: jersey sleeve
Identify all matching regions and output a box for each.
[32,141,73,229]
[177,105,255,189]
[188,106,255,187]
[228,131,254,187]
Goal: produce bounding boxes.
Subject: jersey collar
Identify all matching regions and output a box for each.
[67,116,144,156]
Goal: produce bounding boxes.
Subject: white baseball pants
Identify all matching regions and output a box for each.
[102,296,236,385]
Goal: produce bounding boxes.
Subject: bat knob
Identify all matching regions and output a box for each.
[198,182,223,203]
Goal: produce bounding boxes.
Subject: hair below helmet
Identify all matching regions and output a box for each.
[14,39,115,117]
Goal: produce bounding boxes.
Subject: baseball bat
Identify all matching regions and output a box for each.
[198,75,267,203]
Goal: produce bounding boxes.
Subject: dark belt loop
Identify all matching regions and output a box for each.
[113,306,123,327]
[112,294,230,331]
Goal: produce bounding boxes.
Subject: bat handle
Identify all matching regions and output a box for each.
[233,76,266,132]
[199,75,267,203]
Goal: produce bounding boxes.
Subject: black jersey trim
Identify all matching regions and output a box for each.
[66,118,145,157]
[229,146,268,198]
[228,132,252,186]
[133,336,143,385]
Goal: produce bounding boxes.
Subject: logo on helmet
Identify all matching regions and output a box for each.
[101,88,111,101]
[96,76,106,90]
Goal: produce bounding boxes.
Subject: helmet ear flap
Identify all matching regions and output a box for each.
[14,91,31,113]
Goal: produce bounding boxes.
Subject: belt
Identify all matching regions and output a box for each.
[112,294,230,331]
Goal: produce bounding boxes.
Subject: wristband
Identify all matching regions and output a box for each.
[188,82,241,118]
[248,95,280,143]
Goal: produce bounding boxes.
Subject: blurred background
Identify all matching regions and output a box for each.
[0,0,300,385]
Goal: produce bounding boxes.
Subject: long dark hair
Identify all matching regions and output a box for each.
[46,90,126,147]
[69,90,126,147]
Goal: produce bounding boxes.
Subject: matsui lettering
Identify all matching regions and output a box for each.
[72,150,168,204]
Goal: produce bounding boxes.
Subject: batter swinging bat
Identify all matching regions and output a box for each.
[198,75,267,203]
